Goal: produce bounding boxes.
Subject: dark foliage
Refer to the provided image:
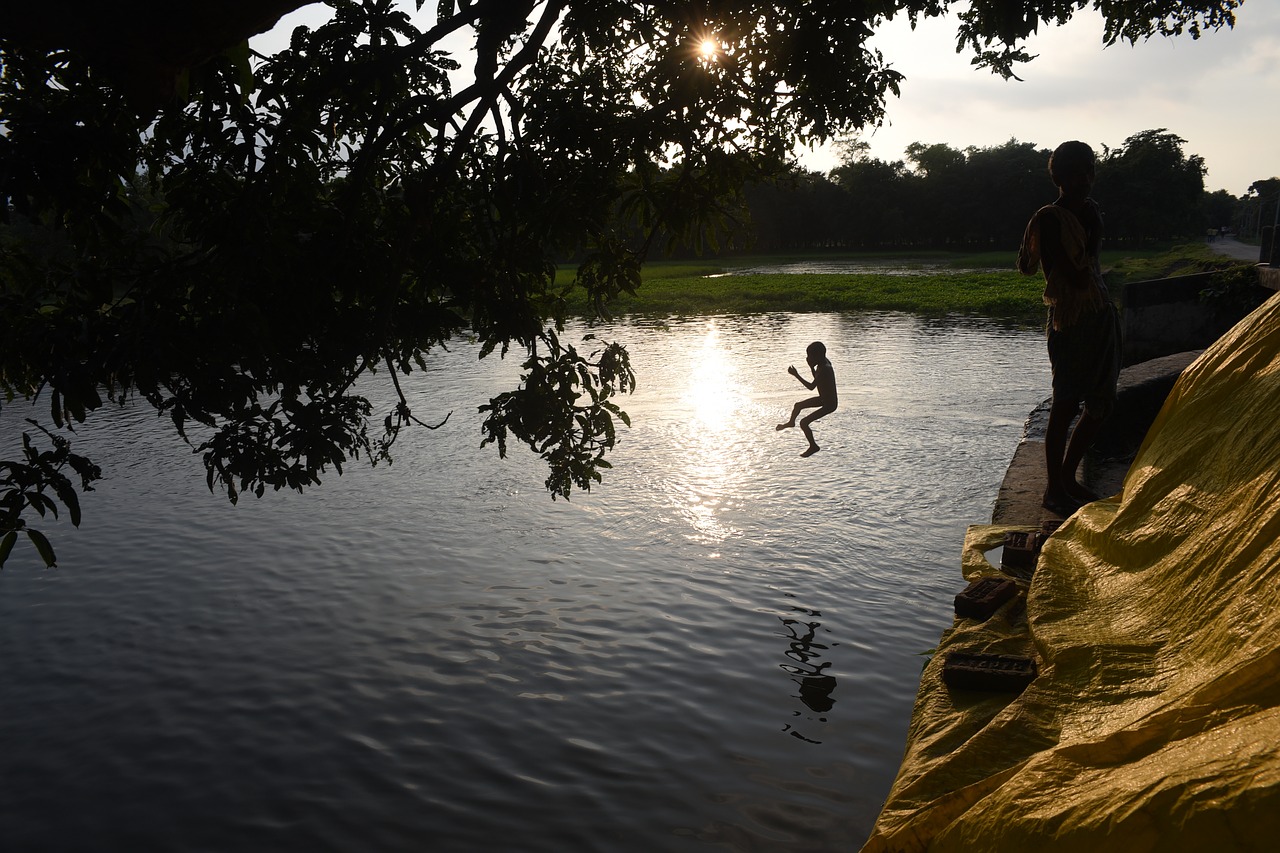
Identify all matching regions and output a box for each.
[740,131,1229,253]
[0,0,1243,565]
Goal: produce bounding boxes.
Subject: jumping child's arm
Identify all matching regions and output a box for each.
[788,364,816,390]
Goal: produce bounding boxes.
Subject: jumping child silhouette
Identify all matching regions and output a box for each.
[776,341,838,457]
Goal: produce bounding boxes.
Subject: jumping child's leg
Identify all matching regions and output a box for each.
[777,397,822,430]
[798,405,835,456]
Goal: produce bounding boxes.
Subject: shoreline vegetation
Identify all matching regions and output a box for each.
[559,242,1235,318]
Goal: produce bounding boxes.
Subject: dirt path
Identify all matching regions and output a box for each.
[1207,237,1262,262]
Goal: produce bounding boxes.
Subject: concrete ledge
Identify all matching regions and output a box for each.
[1123,276,1269,366]
[991,436,1048,527]
[1124,272,1218,308]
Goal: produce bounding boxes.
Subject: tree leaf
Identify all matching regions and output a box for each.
[27,529,57,568]
[52,477,83,527]
[0,530,16,568]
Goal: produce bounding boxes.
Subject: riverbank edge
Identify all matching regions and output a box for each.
[866,271,1280,848]
[994,260,1280,525]
[990,349,1202,527]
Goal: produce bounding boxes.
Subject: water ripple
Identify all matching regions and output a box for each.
[0,312,1048,851]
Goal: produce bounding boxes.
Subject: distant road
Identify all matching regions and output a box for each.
[1208,237,1263,262]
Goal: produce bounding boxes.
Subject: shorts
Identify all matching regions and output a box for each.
[1047,300,1121,419]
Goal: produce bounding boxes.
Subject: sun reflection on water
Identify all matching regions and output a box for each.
[688,319,741,432]
[673,320,757,544]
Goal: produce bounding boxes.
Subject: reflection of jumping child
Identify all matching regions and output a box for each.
[776,341,838,457]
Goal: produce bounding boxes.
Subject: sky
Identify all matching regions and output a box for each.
[254,2,1279,197]
[814,2,1280,196]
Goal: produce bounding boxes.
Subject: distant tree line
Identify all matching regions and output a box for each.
[722,129,1269,254]
[1229,178,1280,243]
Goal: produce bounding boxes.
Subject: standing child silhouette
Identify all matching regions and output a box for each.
[1017,140,1121,515]
[777,341,838,457]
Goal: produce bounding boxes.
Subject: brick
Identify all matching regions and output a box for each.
[943,653,1039,692]
[954,577,1018,621]
[1001,530,1042,570]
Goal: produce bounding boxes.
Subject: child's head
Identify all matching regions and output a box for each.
[805,341,826,365]
[1048,141,1095,194]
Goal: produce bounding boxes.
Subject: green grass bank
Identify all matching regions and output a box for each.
[557,242,1233,318]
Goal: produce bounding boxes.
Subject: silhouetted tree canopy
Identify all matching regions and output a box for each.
[1094,129,1207,243]
[0,0,1243,565]
[741,131,1222,252]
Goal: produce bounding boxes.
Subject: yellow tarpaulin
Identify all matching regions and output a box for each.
[863,291,1280,852]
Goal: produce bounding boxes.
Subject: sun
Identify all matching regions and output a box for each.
[698,38,719,60]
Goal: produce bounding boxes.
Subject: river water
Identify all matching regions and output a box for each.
[0,312,1048,852]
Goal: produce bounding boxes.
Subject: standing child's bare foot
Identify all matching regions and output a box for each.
[776,422,793,431]
[1041,489,1082,517]
[1066,481,1101,505]
[800,445,819,458]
